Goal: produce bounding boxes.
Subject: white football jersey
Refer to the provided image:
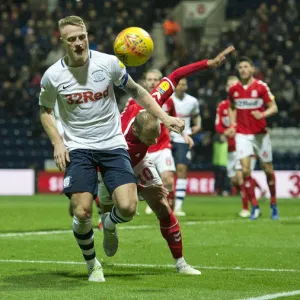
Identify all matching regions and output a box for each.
[39,50,128,151]
[171,93,200,143]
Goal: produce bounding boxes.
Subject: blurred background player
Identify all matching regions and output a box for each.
[171,78,202,216]
[215,76,265,217]
[228,57,278,220]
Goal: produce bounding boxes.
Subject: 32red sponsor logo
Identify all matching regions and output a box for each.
[64,86,109,104]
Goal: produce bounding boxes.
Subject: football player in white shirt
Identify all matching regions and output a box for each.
[171,79,201,216]
[39,16,184,283]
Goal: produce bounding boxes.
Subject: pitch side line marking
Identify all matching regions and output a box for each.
[0,259,299,274]
[1,216,300,238]
[242,290,300,300]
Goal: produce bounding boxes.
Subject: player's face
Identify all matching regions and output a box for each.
[175,79,188,97]
[145,72,161,92]
[238,62,254,80]
[61,24,89,66]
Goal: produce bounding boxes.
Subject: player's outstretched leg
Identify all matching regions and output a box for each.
[71,193,105,282]
[142,184,200,275]
[159,210,201,275]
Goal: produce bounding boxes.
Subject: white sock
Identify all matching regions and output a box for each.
[104,206,133,230]
[104,214,116,230]
[72,216,98,268]
[86,257,101,269]
[175,256,187,268]
[175,179,188,210]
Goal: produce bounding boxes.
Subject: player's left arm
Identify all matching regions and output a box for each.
[111,57,184,133]
[123,75,184,133]
[191,115,201,136]
[251,85,278,120]
[190,100,201,136]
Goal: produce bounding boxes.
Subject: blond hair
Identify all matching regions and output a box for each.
[146,69,163,80]
[58,16,86,32]
[133,111,159,134]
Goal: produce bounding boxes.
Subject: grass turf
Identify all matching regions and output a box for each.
[0,195,299,300]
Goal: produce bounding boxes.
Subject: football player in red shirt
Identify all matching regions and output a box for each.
[228,57,278,220]
[216,76,265,218]
[97,46,235,274]
[140,70,194,215]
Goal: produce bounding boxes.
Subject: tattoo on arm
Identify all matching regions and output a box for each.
[123,75,149,101]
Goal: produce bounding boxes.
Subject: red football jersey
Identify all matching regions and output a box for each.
[121,77,175,167]
[148,97,176,153]
[228,79,275,134]
[215,99,235,152]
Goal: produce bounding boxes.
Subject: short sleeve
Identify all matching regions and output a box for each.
[111,56,128,88]
[39,71,57,109]
[261,82,275,104]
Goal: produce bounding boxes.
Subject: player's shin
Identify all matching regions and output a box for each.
[266,171,276,204]
[159,210,183,260]
[243,176,258,207]
[72,216,100,269]
[159,210,201,274]
[174,179,188,213]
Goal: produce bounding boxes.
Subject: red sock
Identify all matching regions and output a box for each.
[267,172,276,204]
[159,211,183,259]
[239,184,249,210]
[167,191,175,210]
[252,177,262,192]
[244,176,258,207]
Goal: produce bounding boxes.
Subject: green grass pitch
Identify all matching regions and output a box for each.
[0,195,299,300]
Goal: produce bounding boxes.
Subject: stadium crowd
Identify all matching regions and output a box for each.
[0,0,299,170]
[162,0,300,129]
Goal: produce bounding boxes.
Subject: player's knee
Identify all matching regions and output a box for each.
[73,205,92,220]
[117,198,138,218]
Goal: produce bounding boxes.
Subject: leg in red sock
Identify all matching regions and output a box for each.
[159,211,182,259]
[244,176,258,207]
[266,171,276,205]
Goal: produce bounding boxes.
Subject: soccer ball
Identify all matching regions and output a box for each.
[114,27,154,67]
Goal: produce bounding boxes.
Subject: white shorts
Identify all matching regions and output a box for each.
[236,133,273,163]
[98,155,162,205]
[147,148,176,174]
[227,151,257,178]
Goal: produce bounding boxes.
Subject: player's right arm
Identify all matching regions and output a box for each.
[39,73,70,171]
